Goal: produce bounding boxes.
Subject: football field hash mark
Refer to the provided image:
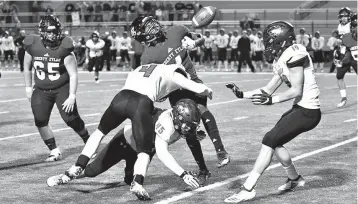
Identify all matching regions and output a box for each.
[234,116,248,120]
[155,136,358,204]
[344,118,357,123]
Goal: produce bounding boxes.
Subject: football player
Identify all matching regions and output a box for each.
[23,15,90,162]
[1,31,16,70]
[85,31,105,83]
[334,13,357,108]
[55,63,213,201]
[131,16,230,170]
[48,99,206,192]
[224,21,321,203]
[337,7,352,37]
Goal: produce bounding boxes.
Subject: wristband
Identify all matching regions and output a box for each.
[179,171,188,178]
[272,96,280,104]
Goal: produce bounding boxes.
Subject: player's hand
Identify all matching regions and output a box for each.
[201,87,213,100]
[25,87,33,101]
[251,93,273,105]
[181,36,196,50]
[62,94,76,113]
[333,50,343,68]
[225,83,243,98]
[181,171,200,189]
[196,130,206,141]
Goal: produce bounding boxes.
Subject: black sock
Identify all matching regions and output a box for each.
[133,174,144,185]
[186,138,208,171]
[44,138,57,150]
[76,154,90,169]
[201,111,225,152]
[78,128,90,143]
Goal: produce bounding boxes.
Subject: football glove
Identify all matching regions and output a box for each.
[181,36,196,50]
[180,171,200,188]
[196,130,206,141]
[251,92,273,105]
[65,165,84,179]
[225,83,243,98]
[333,49,343,68]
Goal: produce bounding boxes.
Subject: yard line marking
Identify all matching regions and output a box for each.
[0,123,99,141]
[0,111,9,114]
[344,118,357,123]
[208,99,242,106]
[206,79,268,85]
[83,113,100,117]
[234,116,248,120]
[155,136,358,204]
[0,98,27,103]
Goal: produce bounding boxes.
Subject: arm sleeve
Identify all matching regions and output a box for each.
[23,35,34,55]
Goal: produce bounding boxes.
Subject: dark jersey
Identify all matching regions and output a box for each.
[141,25,198,80]
[14,36,25,48]
[341,33,357,62]
[24,35,75,90]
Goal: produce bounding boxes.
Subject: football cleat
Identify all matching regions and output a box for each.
[130,181,151,201]
[47,174,71,187]
[45,148,62,162]
[65,165,84,179]
[337,97,347,108]
[224,189,256,203]
[197,169,211,187]
[217,150,230,168]
[278,175,305,191]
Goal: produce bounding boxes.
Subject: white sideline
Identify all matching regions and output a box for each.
[155,136,358,204]
[344,118,357,123]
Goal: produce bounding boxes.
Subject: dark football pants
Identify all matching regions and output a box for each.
[31,83,83,128]
[262,105,321,149]
[87,56,101,72]
[203,48,213,62]
[120,50,130,62]
[97,90,155,154]
[110,49,117,62]
[336,61,357,80]
[18,48,25,72]
[100,51,111,71]
[238,51,255,72]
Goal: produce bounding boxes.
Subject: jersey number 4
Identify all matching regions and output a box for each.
[139,64,157,77]
[33,61,60,81]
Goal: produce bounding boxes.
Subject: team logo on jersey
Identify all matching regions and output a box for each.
[168,47,173,53]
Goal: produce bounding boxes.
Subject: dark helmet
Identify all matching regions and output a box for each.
[263,21,295,63]
[91,31,100,41]
[314,31,320,38]
[351,13,357,40]
[338,7,352,24]
[130,15,165,46]
[172,99,201,137]
[38,15,63,48]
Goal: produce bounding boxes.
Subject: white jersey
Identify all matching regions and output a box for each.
[338,22,350,36]
[118,37,132,50]
[203,35,215,49]
[108,36,120,50]
[326,36,339,50]
[273,44,320,109]
[86,39,105,57]
[123,109,181,151]
[230,36,241,49]
[1,36,14,51]
[253,37,265,51]
[296,34,310,47]
[311,37,325,50]
[215,34,229,48]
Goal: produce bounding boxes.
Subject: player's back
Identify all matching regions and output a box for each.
[122,64,186,102]
[24,34,75,90]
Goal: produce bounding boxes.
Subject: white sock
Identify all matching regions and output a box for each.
[133,153,150,177]
[243,171,261,191]
[340,89,347,98]
[81,129,104,158]
[283,163,299,180]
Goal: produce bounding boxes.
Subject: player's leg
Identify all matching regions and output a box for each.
[4,50,9,69]
[217,48,222,71]
[55,84,90,143]
[336,65,349,107]
[31,88,60,161]
[246,52,255,73]
[106,52,111,71]
[238,51,244,72]
[223,49,228,71]
[18,49,25,72]
[94,56,101,83]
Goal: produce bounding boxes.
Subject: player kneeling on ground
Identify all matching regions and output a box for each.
[224,21,321,203]
[48,99,206,191]
[48,63,212,201]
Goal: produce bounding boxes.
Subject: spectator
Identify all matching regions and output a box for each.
[2,3,12,24]
[30,1,42,23]
[229,30,241,70]
[237,30,255,73]
[65,2,75,23]
[45,5,54,15]
[143,1,152,15]
[166,2,174,21]
[175,1,186,21]
[131,38,145,70]
[100,31,112,71]
[328,30,339,73]
[117,31,132,68]
[185,2,195,19]
[312,31,325,72]
[155,2,164,21]
[240,14,254,30]
[102,1,111,22]
[252,31,265,71]
[1,31,15,70]
[94,2,103,22]
[14,30,26,72]
[203,30,215,68]
[119,3,127,22]
[296,28,310,47]
[111,2,119,22]
[108,31,120,64]
[84,2,94,22]
[215,28,229,71]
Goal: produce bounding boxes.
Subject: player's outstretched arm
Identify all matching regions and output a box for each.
[23,51,33,101]
[155,135,200,189]
[173,72,213,99]
[62,53,78,113]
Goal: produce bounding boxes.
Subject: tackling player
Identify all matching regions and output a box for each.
[334,13,357,108]
[23,15,90,162]
[224,21,321,203]
[131,16,230,170]
[55,63,213,201]
[47,99,206,192]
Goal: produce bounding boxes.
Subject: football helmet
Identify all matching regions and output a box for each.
[172,99,201,137]
[38,15,63,48]
[130,16,165,46]
[351,13,357,40]
[338,7,351,25]
[91,31,100,42]
[263,21,296,63]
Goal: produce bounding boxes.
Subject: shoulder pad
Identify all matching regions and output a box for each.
[173,24,190,36]
[61,36,75,51]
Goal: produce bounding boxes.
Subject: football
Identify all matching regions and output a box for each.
[192,6,217,28]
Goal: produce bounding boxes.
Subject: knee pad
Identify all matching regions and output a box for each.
[262,130,278,149]
[65,117,85,132]
[336,70,345,80]
[84,165,98,178]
